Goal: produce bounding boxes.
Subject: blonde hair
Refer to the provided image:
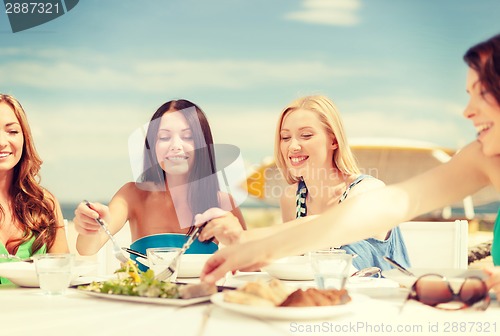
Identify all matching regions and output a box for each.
[274,95,360,184]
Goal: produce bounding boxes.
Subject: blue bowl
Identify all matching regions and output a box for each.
[129,233,218,271]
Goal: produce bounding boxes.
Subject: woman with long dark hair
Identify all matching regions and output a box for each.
[73,99,245,256]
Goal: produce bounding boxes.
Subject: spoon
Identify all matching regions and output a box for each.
[351,266,381,278]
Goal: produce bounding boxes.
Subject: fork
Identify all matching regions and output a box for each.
[84,200,129,264]
[0,254,33,263]
[155,223,207,281]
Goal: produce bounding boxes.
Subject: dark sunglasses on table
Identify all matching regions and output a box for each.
[405,273,490,310]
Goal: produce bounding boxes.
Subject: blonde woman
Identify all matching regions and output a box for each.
[0,94,68,285]
[198,95,410,271]
[275,95,409,270]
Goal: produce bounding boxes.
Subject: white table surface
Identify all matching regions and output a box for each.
[1,272,499,336]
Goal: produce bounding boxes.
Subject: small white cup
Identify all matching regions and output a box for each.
[33,253,74,295]
[309,250,353,290]
[146,247,181,281]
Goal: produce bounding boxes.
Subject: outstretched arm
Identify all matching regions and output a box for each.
[200,142,492,283]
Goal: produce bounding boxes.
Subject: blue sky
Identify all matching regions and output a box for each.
[1,0,499,204]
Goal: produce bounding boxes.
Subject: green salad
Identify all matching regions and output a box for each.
[78,261,180,298]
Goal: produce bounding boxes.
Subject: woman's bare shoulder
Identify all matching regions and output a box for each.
[459,141,500,186]
[360,175,386,188]
[346,175,385,198]
[117,181,162,195]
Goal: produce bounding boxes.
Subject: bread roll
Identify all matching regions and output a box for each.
[279,288,351,307]
[224,289,275,307]
[239,281,287,305]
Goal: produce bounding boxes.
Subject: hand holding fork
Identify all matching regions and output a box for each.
[83,200,129,264]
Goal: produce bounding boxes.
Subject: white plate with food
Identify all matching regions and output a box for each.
[0,260,97,287]
[74,261,219,306]
[382,268,487,288]
[210,292,363,320]
[262,256,315,281]
[74,287,211,306]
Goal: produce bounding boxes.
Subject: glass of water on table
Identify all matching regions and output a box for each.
[309,249,353,290]
[33,253,74,295]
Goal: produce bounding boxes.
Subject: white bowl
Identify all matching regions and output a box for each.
[0,260,98,287]
[135,254,211,278]
[178,254,211,278]
[263,256,315,281]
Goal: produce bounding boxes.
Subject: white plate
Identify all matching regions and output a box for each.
[136,254,211,278]
[0,260,97,287]
[347,277,400,289]
[73,288,210,306]
[210,292,363,320]
[262,256,315,281]
[382,268,486,288]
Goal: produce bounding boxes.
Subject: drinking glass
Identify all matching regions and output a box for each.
[146,247,181,281]
[34,253,74,295]
[309,250,353,290]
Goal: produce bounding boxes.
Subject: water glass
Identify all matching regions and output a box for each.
[309,250,353,290]
[34,253,74,295]
[146,247,181,281]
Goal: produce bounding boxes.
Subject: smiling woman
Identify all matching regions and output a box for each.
[0,94,69,285]
[272,96,411,271]
[196,95,411,271]
[73,99,246,258]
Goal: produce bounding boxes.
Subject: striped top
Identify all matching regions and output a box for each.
[295,175,411,271]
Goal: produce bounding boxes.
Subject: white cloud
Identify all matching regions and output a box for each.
[350,95,466,118]
[29,101,145,162]
[0,48,377,92]
[28,101,148,203]
[343,110,472,149]
[0,47,25,56]
[285,0,361,26]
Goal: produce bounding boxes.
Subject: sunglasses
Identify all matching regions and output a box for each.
[405,274,490,310]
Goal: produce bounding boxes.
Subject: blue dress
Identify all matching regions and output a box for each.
[296,175,411,271]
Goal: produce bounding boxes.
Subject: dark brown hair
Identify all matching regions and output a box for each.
[139,99,220,234]
[464,33,500,105]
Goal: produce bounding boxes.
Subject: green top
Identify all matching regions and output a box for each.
[0,236,47,285]
[492,209,500,266]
